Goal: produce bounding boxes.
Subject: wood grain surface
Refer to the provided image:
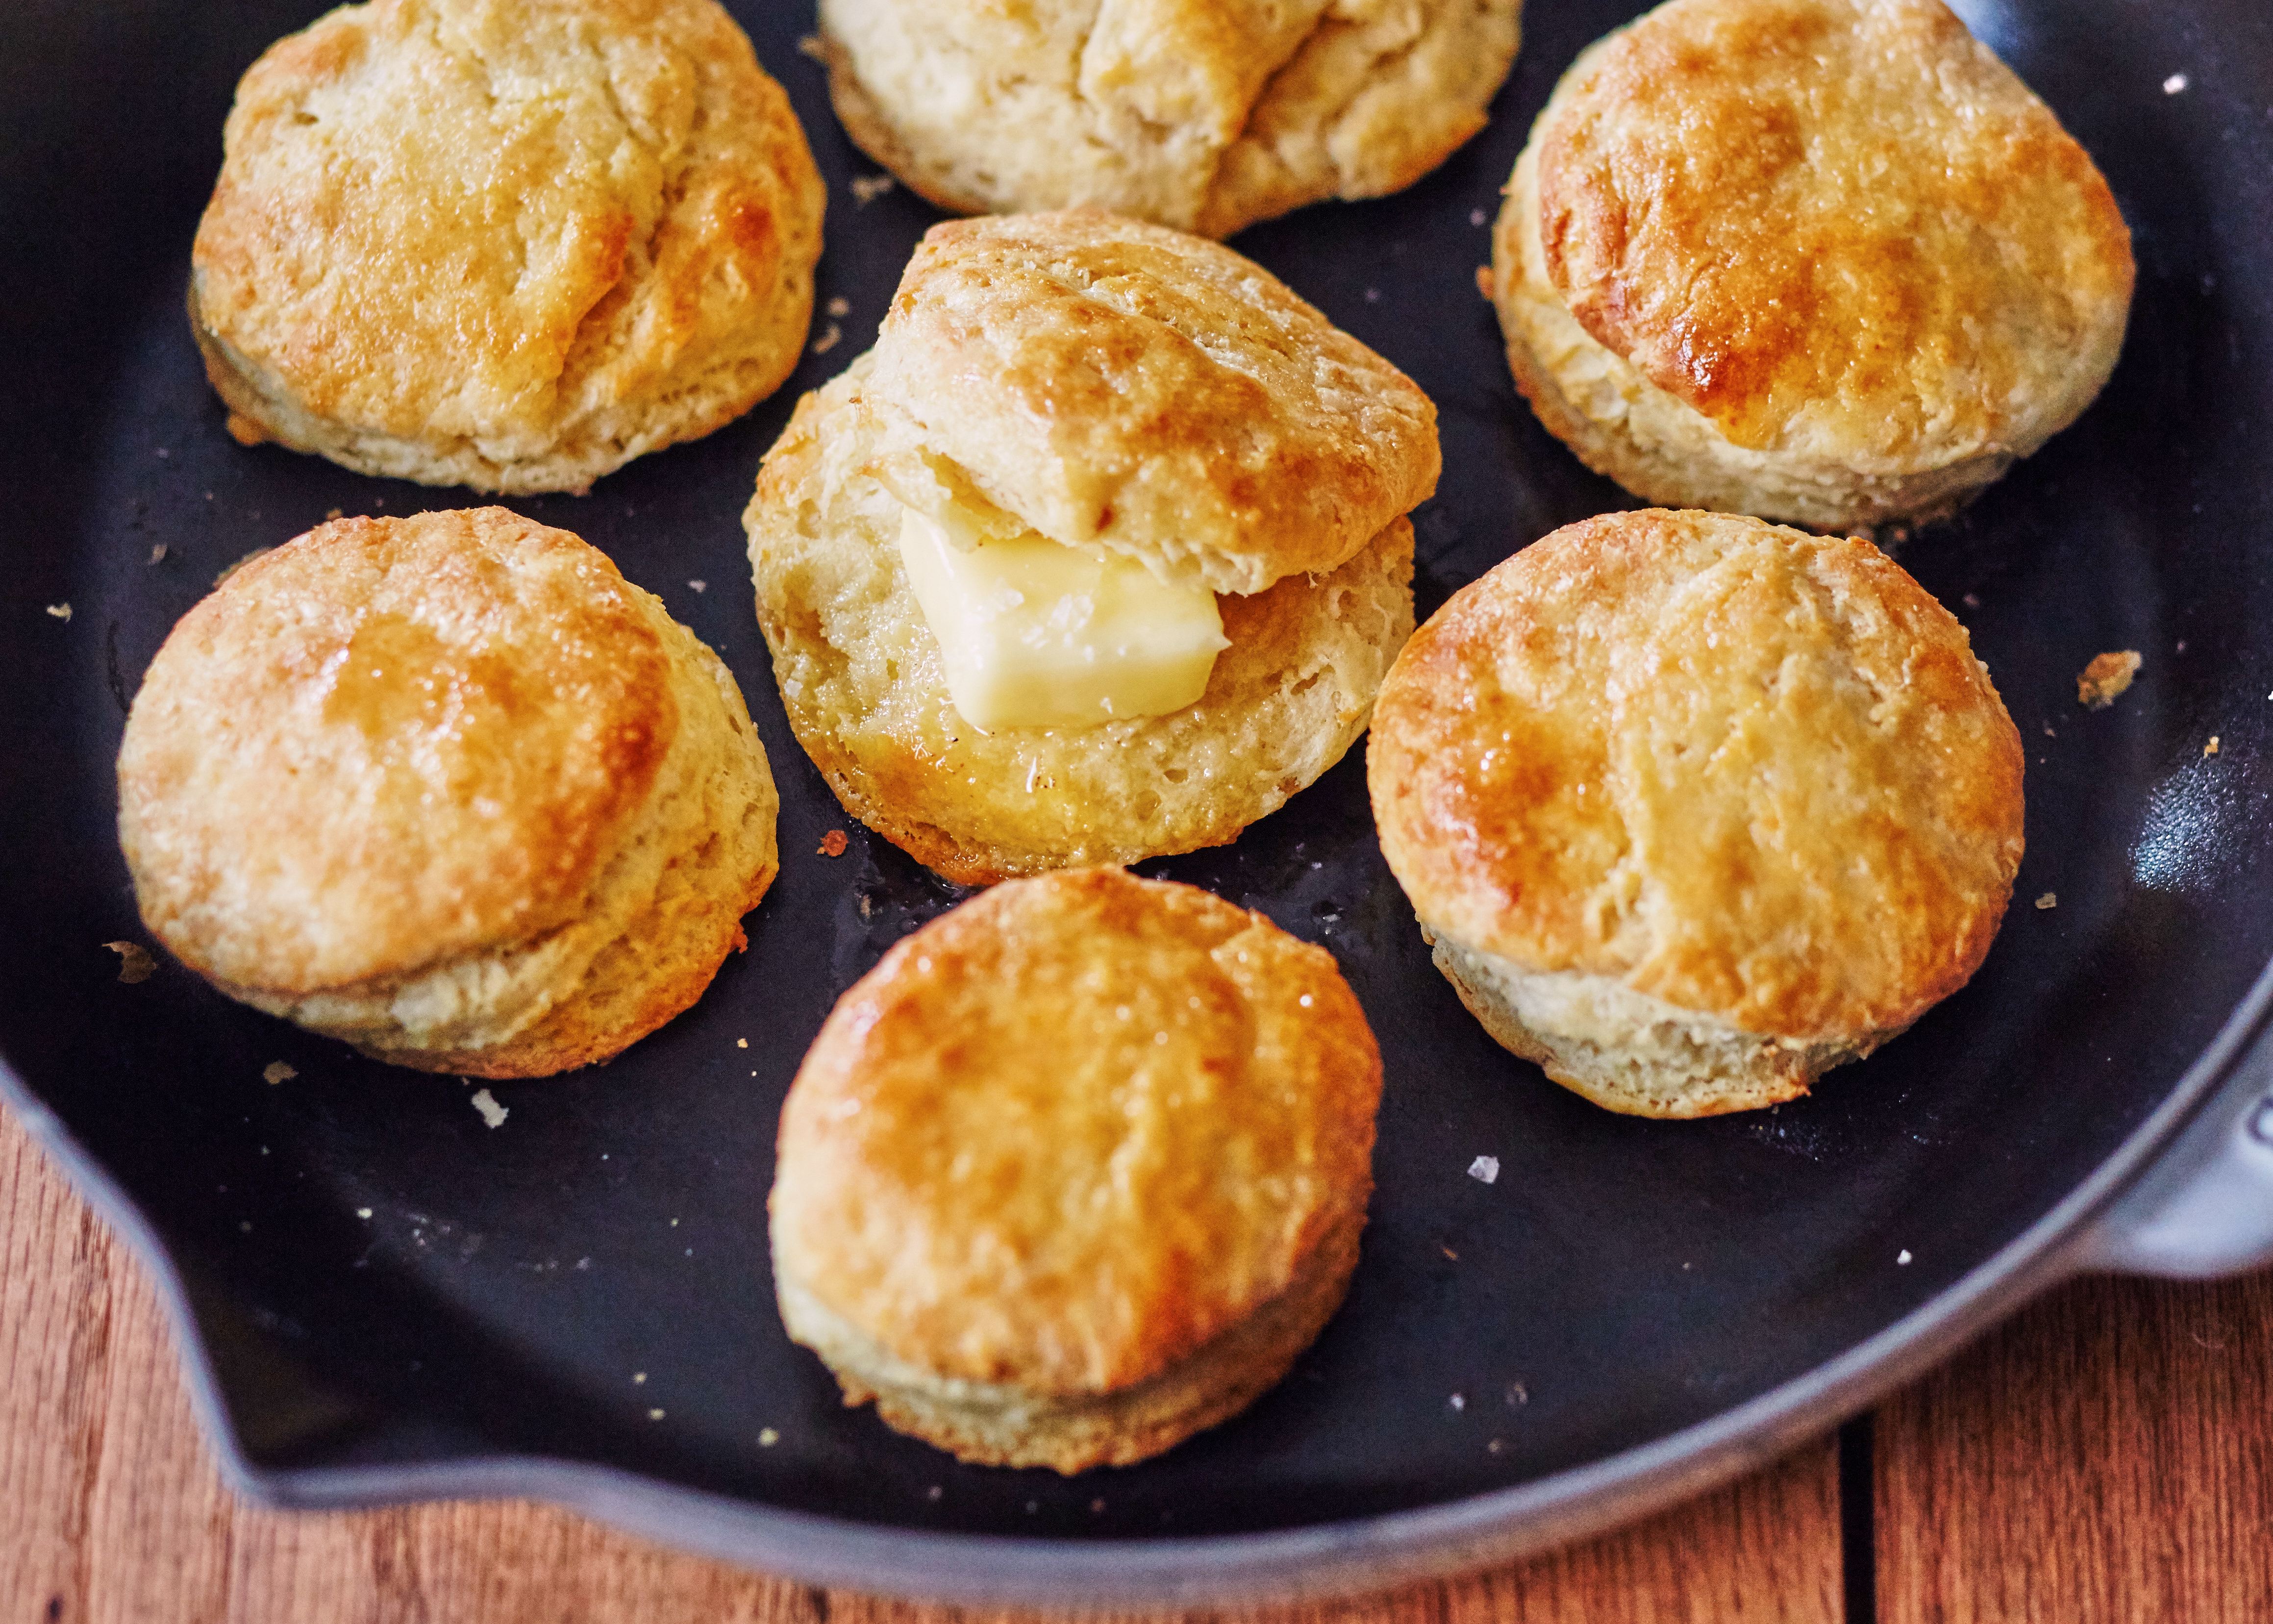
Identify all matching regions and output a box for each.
[0,1096,2265,1624]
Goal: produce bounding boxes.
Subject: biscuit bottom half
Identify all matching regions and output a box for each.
[1430,933,1887,1119]
[775,1203,1364,1474]
[230,617,778,1077]
[747,361,1415,885]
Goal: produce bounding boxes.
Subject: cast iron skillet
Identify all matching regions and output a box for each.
[4,0,2272,1604]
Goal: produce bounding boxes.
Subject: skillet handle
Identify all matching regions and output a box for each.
[2071,1020,2273,1278]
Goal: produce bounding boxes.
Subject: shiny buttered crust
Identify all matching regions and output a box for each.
[1368,510,2025,1115]
[1489,0,2133,530]
[816,0,1521,239]
[770,868,1381,1471]
[868,213,1439,597]
[746,354,1415,885]
[189,0,825,496]
[117,509,779,1076]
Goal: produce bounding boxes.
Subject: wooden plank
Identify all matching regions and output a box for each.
[0,1106,1841,1623]
[1876,1269,2273,1624]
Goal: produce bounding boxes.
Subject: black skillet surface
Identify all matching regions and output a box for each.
[4,0,2272,1602]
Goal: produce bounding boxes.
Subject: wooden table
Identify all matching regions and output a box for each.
[0,1105,2265,1623]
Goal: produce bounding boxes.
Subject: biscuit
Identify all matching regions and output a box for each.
[745,213,1436,885]
[770,867,1381,1472]
[117,508,779,1077]
[1488,0,2133,531]
[1368,509,2025,1116]
[815,0,1521,238]
[190,0,825,496]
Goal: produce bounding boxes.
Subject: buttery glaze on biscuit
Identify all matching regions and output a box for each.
[746,213,1436,884]
[191,0,825,495]
[1369,509,2025,1116]
[817,0,1521,238]
[771,867,1381,1471]
[118,509,779,1076]
[1490,0,2133,529]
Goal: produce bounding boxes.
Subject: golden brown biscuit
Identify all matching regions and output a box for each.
[1488,0,2133,531]
[1368,509,2025,1116]
[770,867,1381,1472]
[117,508,779,1076]
[745,214,1435,885]
[816,0,1521,239]
[190,0,825,496]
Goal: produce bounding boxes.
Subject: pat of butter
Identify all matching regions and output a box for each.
[897,506,1227,731]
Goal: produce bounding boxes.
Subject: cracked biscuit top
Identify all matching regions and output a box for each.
[1369,510,2024,1041]
[865,212,1440,598]
[1534,0,2132,468]
[816,0,1521,238]
[189,0,824,494]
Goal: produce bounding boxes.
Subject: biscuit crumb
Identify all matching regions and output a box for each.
[826,296,850,318]
[648,1408,665,1421]
[850,174,896,204]
[1487,1437,1505,1454]
[758,1427,779,1446]
[2077,650,2141,708]
[470,1088,508,1128]
[819,829,849,857]
[148,544,168,565]
[1505,1381,1528,1406]
[1474,265,1495,300]
[263,1061,297,1085]
[44,603,70,622]
[2035,893,2057,910]
[687,579,706,593]
[1441,1246,1458,1261]
[214,548,272,588]
[2204,735,2221,756]
[797,32,824,59]
[633,1372,647,1384]
[736,1037,749,1049]
[325,508,343,521]
[1467,1154,1499,1184]
[104,941,155,984]
[357,1207,373,1220]
[812,323,842,354]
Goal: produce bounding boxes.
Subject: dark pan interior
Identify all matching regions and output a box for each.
[3,0,2270,1548]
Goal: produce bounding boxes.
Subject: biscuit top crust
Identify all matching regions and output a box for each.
[191,0,823,474]
[1369,510,2024,1039]
[1535,0,2134,463]
[772,868,1381,1393]
[118,509,675,997]
[865,212,1441,597]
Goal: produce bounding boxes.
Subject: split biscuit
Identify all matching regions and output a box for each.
[190,0,825,495]
[1368,509,2025,1116]
[815,0,1521,238]
[1489,0,2134,531]
[770,867,1381,1472]
[117,508,779,1077]
[745,212,1438,885]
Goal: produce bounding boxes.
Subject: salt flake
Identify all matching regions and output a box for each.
[1468,1155,1500,1184]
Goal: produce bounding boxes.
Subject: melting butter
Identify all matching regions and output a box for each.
[897,506,1226,732]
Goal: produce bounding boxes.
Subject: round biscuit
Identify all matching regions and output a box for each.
[770,867,1380,1471]
[190,0,825,496]
[746,353,1416,886]
[1489,0,2133,530]
[816,0,1521,239]
[118,508,779,1076]
[1368,509,2025,1114]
